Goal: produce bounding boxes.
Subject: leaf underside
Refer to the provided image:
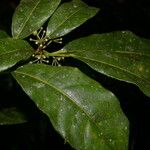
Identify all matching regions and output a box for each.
[13,64,129,150]
[63,31,150,97]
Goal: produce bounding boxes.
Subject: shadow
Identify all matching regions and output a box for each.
[0,74,74,150]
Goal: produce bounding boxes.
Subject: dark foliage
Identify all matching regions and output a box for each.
[0,0,150,149]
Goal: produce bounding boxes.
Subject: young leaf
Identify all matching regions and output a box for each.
[12,0,61,39]
[13,64,129,150]
[63,32,150,97]
[46,0,99,39]
[0,107,27,125]
[0,38,33,72]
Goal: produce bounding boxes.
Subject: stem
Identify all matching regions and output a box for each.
[44,49,73,57]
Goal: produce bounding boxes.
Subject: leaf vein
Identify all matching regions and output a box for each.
[14,70,111,146]
[48,6,84,37]
[16,0,41,38]
[74,55,150,84]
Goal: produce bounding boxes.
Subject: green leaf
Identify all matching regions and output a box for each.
[0,107,27,125]
[13,64,129,150]
[46,0,99,39]
[12,0,61,39]
[0,30,9,39]
[63,31,150,97]
[0,38,33,72]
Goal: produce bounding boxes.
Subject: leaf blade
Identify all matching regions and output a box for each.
[13,64,129,150]
[46,0,99,39]
[0,30,9,39]
[12,0,61,39]
[63,32,150,97]
[0,38,33,72]
[0,107,27,125]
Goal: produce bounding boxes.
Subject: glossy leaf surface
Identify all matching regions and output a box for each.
[46,0,99,39]
[63,32,150,97]
[12,0,61,39]
[13,64,129,150]
[0,38,33,72]
[0,107,27,125]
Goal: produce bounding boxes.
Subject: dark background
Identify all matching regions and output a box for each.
[0,0,150,149]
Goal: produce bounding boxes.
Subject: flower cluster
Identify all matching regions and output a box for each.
[29,27,63,65]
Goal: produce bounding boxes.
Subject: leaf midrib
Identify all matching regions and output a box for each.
[48,6,85,38]
[16,0,41,38]
[14,70,112,147]
[0,48,31,57]
[66,49,150,57]
[72,55,150,84]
